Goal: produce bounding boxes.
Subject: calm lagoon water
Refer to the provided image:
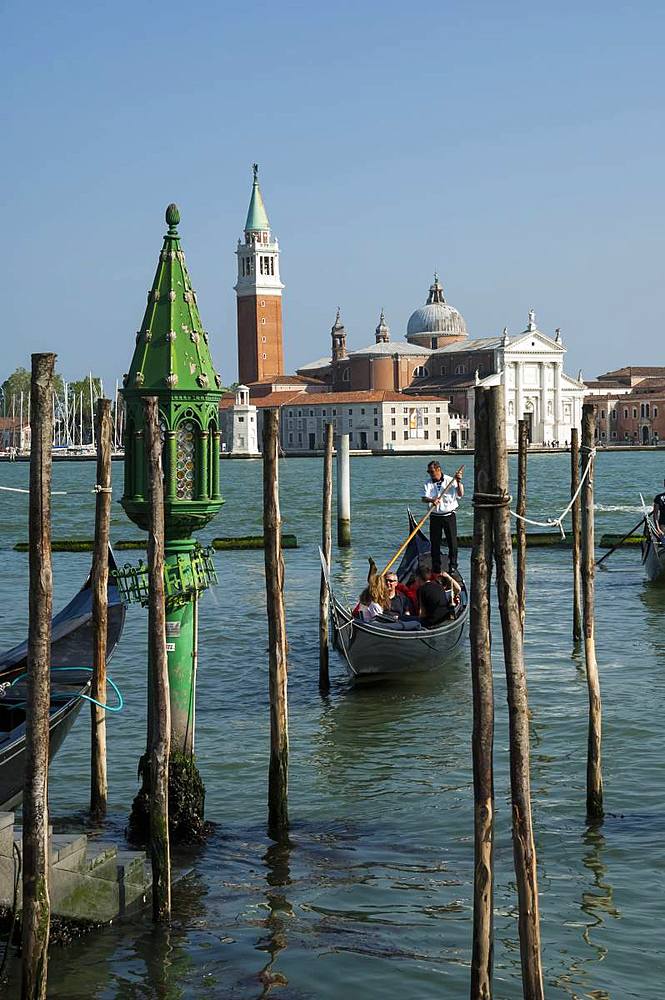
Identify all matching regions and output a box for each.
[1,451,664,998]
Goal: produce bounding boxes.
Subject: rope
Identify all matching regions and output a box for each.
[0,485,111,497]
[0,485,67,496]
[509,446,597,539]
[473,492,512,508]
[9,667,124,713]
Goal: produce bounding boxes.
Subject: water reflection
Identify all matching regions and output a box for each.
[580,825,620,956]
[256,840,293,996]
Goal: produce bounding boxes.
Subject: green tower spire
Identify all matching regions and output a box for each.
[121,204,224,536]
[244,163,270,232]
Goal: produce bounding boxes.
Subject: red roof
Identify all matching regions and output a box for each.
[220,389,451,409]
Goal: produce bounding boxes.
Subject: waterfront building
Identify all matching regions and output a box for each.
[220,389,451,453]
[585,368,665,445]
[223,384,260,456]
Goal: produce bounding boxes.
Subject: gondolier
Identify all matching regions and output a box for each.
[422,461,464,574]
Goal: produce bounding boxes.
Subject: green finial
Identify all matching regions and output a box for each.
[166,203,180,231]
[244,165,270,232]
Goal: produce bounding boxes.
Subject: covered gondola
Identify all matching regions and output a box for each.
[0,550,126,810]
[323,511,468,680]
[642,513,665,583]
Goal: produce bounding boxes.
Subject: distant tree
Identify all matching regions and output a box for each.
[1,366,64,415]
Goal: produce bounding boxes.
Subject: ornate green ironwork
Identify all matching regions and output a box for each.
[113,545,218,609]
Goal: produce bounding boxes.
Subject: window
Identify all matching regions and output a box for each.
[612,431,617,439]
[455,364,467,375]
[288,410,293,417]
[261,352,267,359]
[440,365,447,376]
[436,417,441,425]
[601,410,605,419]
[322,409,327,416]
[436,430,441,440]
[238,416,244,423]
[373,431,378,441]
[261,299,266,307]
[435,406,440,413]
[391,417,396,425]
[261,336,267,343]
[373,408,378,414]
[298,410,302,417]
[261,318,266,325]
[309,410,314,417]
[390,407,396,413]
[413,366,429,378]
[373,418,378,427]
[403,431,408,440]
[633,408,637,418]
[342,368,350,382]
[348,409,352,415]
[424,431,429,440]
[391,431,396,441]
[424,417,429,425]
[361,408,365,415]
[298,432,302,443]
[611,409,616,420]
[403,417,408,425]
[655,407,659,418]
[288,432,293,443]
[646,403,650,417]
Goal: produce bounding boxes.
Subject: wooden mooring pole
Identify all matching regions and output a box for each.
[488,385,544,999]
[90,397,112,823]
[581,404,603,821]
[144,396,171,922]
[336,432,351,547]
[516,418,528,634]
[470,387,495,999]
[319,422,334,692]
[22,352,55,1000]
[571,427,583,644]
[263,409,289,839]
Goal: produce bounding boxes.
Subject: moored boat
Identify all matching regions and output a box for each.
[322,512,468,680]
[641,514,665,583]
[0,550,126,810]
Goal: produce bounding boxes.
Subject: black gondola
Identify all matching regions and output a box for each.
[0,550,126,811]
[324,510,468,680]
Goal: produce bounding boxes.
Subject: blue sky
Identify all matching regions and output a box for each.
[2,0,664,391]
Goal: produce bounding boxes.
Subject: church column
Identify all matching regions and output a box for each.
[539,362,547,443]
[515,361,523,421]
[554,361,562,441]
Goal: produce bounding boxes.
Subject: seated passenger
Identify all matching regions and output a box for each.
[416,564,461,628]
[356,586,384,623]
[385,573,416,619]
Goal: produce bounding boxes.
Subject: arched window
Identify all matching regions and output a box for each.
[413,366,429,378]
[342,368,350,382]
[645,402,650,417]
[440,365,448,376]
[455,364,467,375]
[175,420,196,500]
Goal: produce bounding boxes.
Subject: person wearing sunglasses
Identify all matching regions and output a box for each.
[385,573,416,619]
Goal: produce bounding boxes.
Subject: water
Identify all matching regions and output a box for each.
[1,451,664,998]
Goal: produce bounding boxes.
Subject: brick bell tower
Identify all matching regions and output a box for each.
[235,164,284,384]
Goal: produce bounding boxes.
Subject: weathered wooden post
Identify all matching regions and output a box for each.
[571,427,583,644]
[337,432,351,547]
[145,396,171,921]
[470,387,495,999]
[22,352,55,1000]
[90,397,112,823]
[319,422,334,691]
[488,385,544,999]
[263,409,289,840]
[581,404,603,820]
[516,418,528,634]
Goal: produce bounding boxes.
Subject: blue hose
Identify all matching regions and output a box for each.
[10,667,124,714]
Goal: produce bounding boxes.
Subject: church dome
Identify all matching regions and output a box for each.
[406,274,467,346]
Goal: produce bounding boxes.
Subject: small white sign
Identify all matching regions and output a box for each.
[166,621,181,638]
[166,642,176,652]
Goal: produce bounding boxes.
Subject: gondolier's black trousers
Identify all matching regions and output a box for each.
[430,512,457,573]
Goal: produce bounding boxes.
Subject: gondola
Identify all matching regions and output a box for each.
[322,511,468,680]
[0,550,126,810]
[642,513,665,583]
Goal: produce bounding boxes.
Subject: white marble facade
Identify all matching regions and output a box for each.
[465,316,585,447]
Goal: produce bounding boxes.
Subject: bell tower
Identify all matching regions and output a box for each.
[235,164,284,384]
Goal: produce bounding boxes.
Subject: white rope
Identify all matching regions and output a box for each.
[509,446,597,539]
[92,485,113,493]
[0,485,67,496]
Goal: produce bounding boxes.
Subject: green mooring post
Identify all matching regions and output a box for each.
[119,204,224,844]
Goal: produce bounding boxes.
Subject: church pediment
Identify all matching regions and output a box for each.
[505,330,565,355]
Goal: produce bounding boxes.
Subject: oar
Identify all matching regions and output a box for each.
[596,515,646,568]
[381,465,465,576]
